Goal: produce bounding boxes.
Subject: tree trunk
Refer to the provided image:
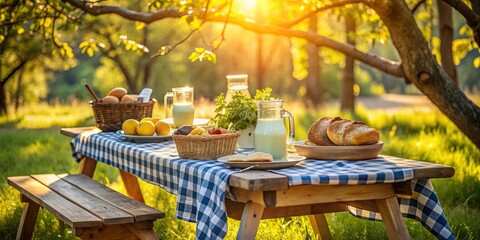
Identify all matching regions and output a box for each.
[368,0,480,149]
[0,82,7,115]
[437,0,457,84]
[341,14,356,112]
[305,14,322,107]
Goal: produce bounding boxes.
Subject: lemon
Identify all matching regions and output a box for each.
[155,121,171,136]
[141,117,153,123]
[136,121,156,136]
[151,117,162,124]
[122,119,139,135]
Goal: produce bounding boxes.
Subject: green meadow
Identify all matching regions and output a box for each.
[0,101,479,239]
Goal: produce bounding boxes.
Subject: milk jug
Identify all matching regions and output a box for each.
[254,100,295,160]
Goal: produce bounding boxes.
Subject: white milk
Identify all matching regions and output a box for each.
[172,103,194,127]
[254,119,287,160]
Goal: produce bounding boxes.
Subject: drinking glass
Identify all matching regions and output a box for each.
[172,87,194,127]
[225,74,251,102]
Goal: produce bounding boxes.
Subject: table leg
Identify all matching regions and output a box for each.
[119,170,145,203]
[79,157,97,178]
[309,214,332,240]
[236,201,264,240]
[376,197,410,240]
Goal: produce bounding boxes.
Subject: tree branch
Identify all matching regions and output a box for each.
[442,0,480,46]
[65,0,184,23]
[411,0,426,13]
[1,59,28,85]
[280,0,362,28]
[211,16,404,77]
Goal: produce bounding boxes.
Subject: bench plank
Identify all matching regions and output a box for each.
[61,174,165,222]
[31,174,134,225]
[7,176,102,228]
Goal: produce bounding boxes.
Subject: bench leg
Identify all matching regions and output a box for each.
[17,197,40,240]
[120,170,145,203]
[236,201,264,240]
[309,214,332,240]
[376,197,410,240]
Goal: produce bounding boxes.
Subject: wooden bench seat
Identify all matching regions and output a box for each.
[8,174,165,240]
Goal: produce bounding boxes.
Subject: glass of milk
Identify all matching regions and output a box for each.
[225,74,251,103]
[254,100,295,160]
[172,87,194,128]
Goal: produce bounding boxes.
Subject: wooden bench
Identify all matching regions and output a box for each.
[8,174,165,240]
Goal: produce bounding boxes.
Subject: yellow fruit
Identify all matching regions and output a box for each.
[141,117,153,123]
[136,121,156,136]
[151,117,162,124]
[188,127,206,135]
[102,95,120,103]
[122,119,139,135]
[155,121,171,135]
[108,87,128,99]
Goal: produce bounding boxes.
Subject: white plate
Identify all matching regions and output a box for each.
[160,118,210,127]
[217,155,305,170]
[293,140,383,160]
[116,130,172,143]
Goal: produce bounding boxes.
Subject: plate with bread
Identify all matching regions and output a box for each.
[294,117,383,160]
[217,152,305,170]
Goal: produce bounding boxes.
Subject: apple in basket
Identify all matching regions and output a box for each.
[173,126,233,136]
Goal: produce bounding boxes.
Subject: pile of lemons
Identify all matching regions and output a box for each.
[122,117,171,136]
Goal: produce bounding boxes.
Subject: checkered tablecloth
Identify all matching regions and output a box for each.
[70,132,453,240]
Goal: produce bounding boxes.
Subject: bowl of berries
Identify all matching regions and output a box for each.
[172,125,240,160]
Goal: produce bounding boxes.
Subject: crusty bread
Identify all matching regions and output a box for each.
[307,117,342,146]
[224,152,273,162]
[327,120,379,146]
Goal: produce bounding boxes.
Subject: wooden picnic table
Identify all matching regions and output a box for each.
[61,127,455,240]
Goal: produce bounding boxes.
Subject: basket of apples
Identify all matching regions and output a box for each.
[172,126,240,160]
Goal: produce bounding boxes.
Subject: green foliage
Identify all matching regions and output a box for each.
[188,48,217,63]
[209,88,272,130]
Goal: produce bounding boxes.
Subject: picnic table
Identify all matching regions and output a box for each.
[61,127,455,240]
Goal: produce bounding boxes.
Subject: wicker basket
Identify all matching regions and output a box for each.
[90,100,155,132]
[173,132,241,160]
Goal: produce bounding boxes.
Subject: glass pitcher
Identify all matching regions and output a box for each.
[254,100,295,160]
[172,87,194,127]
[225,74,251,103]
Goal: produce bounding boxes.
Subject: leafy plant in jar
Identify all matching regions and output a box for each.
[209,88,273,131]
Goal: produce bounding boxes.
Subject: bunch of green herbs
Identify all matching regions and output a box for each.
[209,88,273,130]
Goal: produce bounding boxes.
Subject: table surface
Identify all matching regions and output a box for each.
[61,127,455,192]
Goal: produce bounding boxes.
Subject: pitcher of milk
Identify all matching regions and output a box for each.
[254,100,295,160]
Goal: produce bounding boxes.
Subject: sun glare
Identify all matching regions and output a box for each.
[237,0,257,13]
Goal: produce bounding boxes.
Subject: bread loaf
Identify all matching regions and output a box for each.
[327,119,379,146]
[307,117,342,146]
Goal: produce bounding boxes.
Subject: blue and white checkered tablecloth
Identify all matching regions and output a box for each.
[70,132,454,240]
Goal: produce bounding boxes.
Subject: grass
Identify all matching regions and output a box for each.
[1,100,479,239]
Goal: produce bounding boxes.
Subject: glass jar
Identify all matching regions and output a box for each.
[225,74,251,103]
[254,100,295,160]
[172,87,194,127]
